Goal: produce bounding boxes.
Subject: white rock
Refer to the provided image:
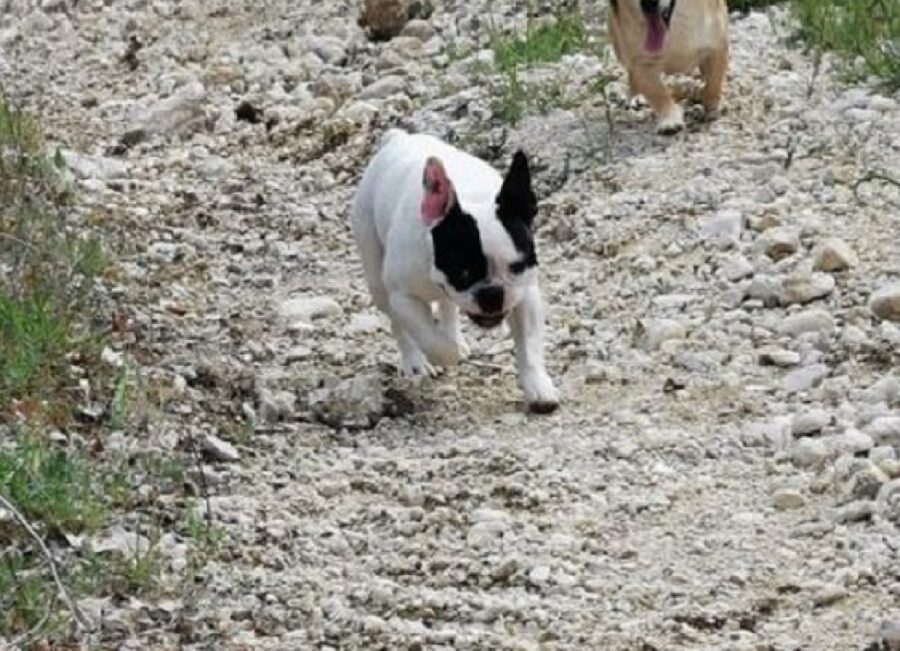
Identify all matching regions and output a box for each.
[528,565,551,587]
[401,19,435,41]
[779,272,835,306]
[832,500,875,523]
[862,376,900,405]
[100,346,124,368]
[747,274,783,306]
[791,437,829,468]
[758,347,801,367]
[792,410,830,436]
[761,226,800,260]
[359,75,406,100]
[310,36,347,64]
[812,584,848,607]
[777,309,835,337]
[90,526,151,554]
[870,283,900,322]
[202,434,241,462]
[308,374,385,430]
[783,364,828,393]
[867,416,900,447]
[61,150,128,180]
[837,429,874,455]
[700,209,742,247]
[317,479,349,498]
[720,254,754,282]
[467,520,508,549]
[641,318,687,351]
[813,238,858,271]
[131,81,207,137]
[772,488,805,510]
[278,295,342,325]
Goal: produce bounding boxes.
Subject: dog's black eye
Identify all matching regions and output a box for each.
[509,260,527,275]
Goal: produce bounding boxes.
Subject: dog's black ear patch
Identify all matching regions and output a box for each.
[497,150,537,228]
[431,203,489,292]
[497,150,538,270]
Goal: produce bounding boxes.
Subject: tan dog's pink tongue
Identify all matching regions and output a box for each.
[645,14,666,52]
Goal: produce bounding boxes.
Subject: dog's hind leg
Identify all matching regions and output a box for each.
[352,199,433,376]
[700,44,728,118]
[631,68,683,135]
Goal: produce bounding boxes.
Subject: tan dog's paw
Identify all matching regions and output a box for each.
[702,102,722,121]
[656,105,685,135]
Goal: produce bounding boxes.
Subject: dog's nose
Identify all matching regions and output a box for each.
[640,0,659,13]
[475,285,505,315]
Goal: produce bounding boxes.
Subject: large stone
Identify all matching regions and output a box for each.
[792,409,830,436]
[783,364,828,393]
[791,437,830,468]
[777,309,835,337]
[758,347,801,367]
[813,238,858,272]
[128,81,208,139]
[867,416,900,447]
[641,318,687,351]
[359,75,406,100]
[779,272,835,306]
[772,488,805,510]
[700,210,742,247]
[359,0,433,41]
[761,226,800,260]
[202,434,241,462]
[870,283,900,322]
[61,150,128,181]
[308,375,385,430]
[277,295,342,326]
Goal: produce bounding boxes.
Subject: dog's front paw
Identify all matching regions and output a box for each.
[656,105,685,135]
[521,369,560,414]
[399,350,438,378]
[424,338,461,368]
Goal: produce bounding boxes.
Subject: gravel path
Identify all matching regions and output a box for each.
[3,0,899,648]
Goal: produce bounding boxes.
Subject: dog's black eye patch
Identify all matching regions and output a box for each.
[431,204,488,292]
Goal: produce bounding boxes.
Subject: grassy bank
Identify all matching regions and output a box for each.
[0,96,216,647]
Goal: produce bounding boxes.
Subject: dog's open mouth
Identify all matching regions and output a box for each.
[468,313,506,329]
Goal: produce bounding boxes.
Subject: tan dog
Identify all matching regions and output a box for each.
[607,0,729,134]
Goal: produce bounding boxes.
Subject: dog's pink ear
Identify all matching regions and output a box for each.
[420,157,455,227]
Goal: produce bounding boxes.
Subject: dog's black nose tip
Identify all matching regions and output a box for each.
[640,0,659,13]
[475,285,505,315]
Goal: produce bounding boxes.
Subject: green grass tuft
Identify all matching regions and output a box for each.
[493,13,588,73]
[791,0,900,89]
[0,435,107,534]
[0,97,107,418]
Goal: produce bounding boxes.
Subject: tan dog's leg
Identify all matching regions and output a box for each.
[631,69,684,135]
[700,45,728,118]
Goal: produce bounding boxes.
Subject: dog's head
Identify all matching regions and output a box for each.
[419,152,538,329]
[615,0,677,53]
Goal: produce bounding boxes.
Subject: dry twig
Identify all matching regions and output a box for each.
[0,492,89,632]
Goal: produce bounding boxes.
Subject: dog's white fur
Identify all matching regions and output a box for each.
[352,129,559,410]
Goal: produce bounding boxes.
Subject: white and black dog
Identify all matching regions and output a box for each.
[352,129,559,413]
